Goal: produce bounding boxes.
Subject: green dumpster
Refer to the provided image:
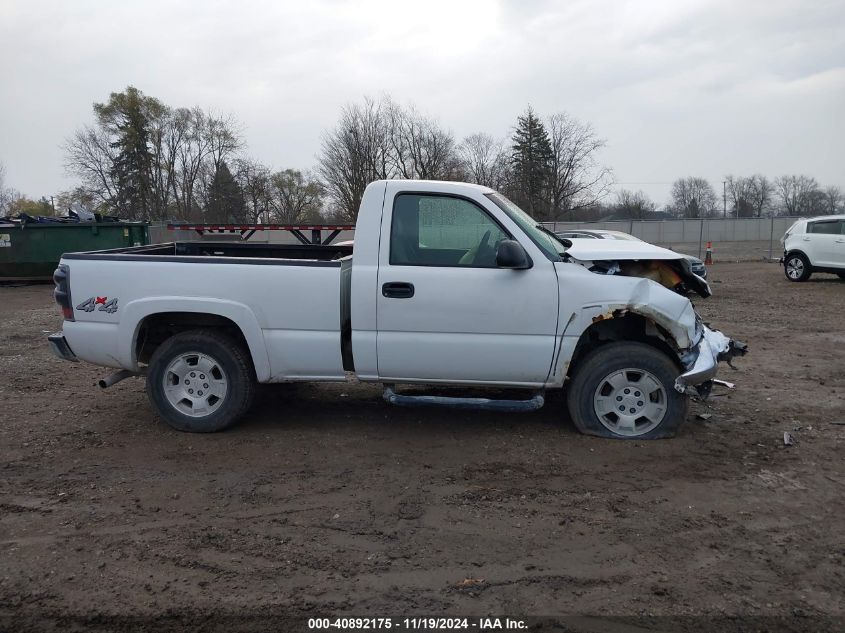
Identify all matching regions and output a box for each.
[0,222,149,281]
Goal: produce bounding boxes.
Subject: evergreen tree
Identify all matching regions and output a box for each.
[206,162,247,223]
[509,106,552,218]
[93,87,165,220]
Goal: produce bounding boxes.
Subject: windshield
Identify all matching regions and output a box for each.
[485,192,562,261]
[602,231,642,242]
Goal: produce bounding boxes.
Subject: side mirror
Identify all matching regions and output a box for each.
[496,239,532,269]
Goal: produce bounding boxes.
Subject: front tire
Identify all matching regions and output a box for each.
[566,342,689,439]
[146,329,255,432]
[784,253,811,282]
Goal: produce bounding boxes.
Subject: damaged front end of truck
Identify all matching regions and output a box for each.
[564,240,748,399]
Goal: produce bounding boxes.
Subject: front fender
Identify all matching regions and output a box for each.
[118,297,272,382]
[549,278,698,387]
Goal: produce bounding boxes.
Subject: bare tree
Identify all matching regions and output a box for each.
[386,99,457,180]
[192,113,243,221]
[546,112,613,217]
[234,158,272,223]
[146,108,182,220]
[613,189,655,219]
[268,169,323,223]
[205,113,243,177]
[171,107,212,219]
[823,185,842,215]
[670,177,717,218]
[317,97,392,221]
[0,161,11,215]
[749,174,772,217]
[457,133,508,189]
[725,174,772,217]
[774,175,821,216]
[63,126,121,211]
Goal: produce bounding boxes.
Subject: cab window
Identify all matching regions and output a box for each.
[390,194,509,267]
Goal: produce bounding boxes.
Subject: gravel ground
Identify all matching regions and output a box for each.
[1,262,843,632]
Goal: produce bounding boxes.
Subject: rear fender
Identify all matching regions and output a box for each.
[118,297,271,381]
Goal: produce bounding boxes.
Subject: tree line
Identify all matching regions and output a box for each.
[624,174,845,219]
[317,97,613,221]
[1,86,842,222]
[54,88,613,223]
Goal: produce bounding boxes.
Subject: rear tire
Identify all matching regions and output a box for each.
[566,342,689,439]
[837,272,845,280]
[784,253,811,282]
[146,329,255,432]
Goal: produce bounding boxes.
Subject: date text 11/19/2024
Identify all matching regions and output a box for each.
[308,617,528,630]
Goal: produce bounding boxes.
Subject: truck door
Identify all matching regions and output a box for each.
[375,188,559,386]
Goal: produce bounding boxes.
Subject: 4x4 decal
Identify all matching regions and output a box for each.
[76,296,119,314]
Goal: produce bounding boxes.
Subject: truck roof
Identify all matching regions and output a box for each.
[375,179,496,195]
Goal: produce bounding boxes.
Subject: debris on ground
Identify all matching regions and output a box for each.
[712,378,735,389]
[783,432,795,447]
[696,413,713,421]
[454,578,485,588]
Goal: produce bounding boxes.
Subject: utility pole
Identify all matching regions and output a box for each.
[722,181,727,218]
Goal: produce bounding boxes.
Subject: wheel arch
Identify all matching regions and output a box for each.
[784,248,810,263]
[117,298,271,381]
[564,313,683,385]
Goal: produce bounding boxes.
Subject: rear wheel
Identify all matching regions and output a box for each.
[784,253,811,282]
[566,342,688,439]
[837,272,845,280]
[146,329,255,432]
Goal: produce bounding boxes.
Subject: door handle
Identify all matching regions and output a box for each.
[382,282,415,299]
[802,237,810,241]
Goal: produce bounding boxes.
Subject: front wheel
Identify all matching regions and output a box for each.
[784,253,811,282]
[146,329,255,432]
[566,342,689,439]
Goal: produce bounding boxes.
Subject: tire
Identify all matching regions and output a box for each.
[146,329,255,432]
[784,253,811,282]
[837,272,845,280]
[566,342,689,440]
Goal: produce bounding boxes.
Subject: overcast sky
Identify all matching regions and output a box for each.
[1,0,843,206]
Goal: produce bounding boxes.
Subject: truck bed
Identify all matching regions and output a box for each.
[58,240,352,382]
[61,241,353,263]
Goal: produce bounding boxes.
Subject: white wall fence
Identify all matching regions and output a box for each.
[540,216,800,246]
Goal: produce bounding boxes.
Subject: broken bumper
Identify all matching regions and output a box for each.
[48,333,78,362]
[674,326,747,396]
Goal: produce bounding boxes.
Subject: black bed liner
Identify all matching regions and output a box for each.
[61,241,353,267]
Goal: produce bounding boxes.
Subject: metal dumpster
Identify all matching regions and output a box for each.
[0,222,149,281]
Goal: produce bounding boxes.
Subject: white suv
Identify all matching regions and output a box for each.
[782,215,845,282]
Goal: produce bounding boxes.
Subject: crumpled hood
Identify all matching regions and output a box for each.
[564,238,712,299]
[565,238,684,261]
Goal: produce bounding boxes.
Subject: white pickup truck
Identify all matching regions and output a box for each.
[48,180,746,439]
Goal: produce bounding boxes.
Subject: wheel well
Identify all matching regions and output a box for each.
[785,249,809,260]
[566,313,682,381]
[135,312,251,366]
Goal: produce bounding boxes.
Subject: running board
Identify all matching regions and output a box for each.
[382,385,545,412]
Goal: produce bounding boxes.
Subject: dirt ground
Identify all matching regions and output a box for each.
[1,262,843,632]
